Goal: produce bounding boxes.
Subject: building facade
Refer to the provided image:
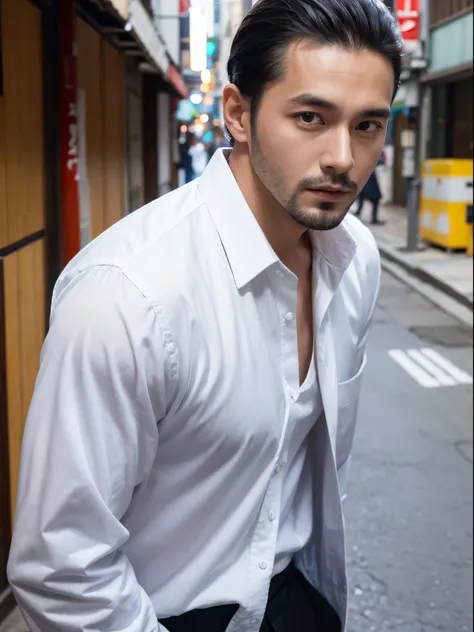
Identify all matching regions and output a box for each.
[423,0,473,161]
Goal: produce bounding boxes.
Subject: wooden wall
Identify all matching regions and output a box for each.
[0,4,127,613]
[0,0,46,526]
[2,241,46,520]
[0,0,44,250]
[0,8,126,537]
[77,19,125,239]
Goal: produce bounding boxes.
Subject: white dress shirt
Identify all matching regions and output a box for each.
[8,149,381,632]
[273,353,323,576]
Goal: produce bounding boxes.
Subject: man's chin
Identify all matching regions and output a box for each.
[289,204,349,231]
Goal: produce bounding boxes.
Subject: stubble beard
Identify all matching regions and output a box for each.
[250,133,351,232]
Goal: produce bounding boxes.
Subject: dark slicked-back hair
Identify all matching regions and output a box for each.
[226,0,403,143]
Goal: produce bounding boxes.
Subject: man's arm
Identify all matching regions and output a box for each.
[356,239,382,366]
[336,232,381,500]
[7,266,173,632]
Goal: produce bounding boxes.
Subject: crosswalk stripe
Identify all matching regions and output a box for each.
[388,350,440,388]
[388,348,473,388]
[407,349,457,387]
[420,348,473,385]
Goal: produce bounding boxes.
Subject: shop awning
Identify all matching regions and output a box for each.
[127,0,169,76]
[88,0,187,95]
[102,0,129,20]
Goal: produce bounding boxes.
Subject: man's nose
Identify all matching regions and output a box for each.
[319,127,355,176]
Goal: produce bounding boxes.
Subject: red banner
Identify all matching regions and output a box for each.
[396,0,420,41]
[179,0,190,15]
[59,0,80,267]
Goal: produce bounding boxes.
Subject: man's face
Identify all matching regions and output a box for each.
[248,41,394,231]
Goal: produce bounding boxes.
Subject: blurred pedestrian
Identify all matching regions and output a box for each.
[188,134,209,178]
[179,131,195,184]
[354,156,385,225]
[8,2,402,632]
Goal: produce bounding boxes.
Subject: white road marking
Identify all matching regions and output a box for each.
[407,350,457,387]
[388,350,440,388]
[388,348,473,388]
[421,348,473,385]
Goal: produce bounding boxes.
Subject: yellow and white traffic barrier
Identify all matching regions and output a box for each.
[419,159,473,251]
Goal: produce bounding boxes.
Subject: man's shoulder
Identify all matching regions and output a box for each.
[339,213,381,317]
[344,212,379,260]
[54,182,205,302]
[343,212,381,280]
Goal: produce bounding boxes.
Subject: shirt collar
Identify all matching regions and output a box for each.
[310,222,356,271]
[198,149,279,290]
[198,149,356,288]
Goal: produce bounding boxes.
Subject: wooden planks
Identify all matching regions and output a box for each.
[103,42,125,228]
[0,0,44,246]
[0,98,7,250]
[0,258,11,593]
[77,20,126,239]
[3,239,46,522]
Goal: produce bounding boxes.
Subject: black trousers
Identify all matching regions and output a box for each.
[159,561,342,632]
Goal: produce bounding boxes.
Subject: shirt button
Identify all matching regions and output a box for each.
[285,312,294,321]
[276,270,285,279]
[259,560,268,570]
[248,619,259,627]
[268,510,277,522]
[274,464,282,475]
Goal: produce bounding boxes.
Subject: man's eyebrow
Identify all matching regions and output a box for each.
[289,94,338,110]
[289,94,391,119]
[359,108,391,119]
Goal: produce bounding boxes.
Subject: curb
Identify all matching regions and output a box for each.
[377,243,473,312]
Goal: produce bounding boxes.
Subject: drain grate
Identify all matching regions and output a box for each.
[409,325,473,348]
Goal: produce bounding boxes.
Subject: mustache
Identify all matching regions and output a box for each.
[298,174,357,192]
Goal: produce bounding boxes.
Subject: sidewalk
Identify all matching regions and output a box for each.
[358,203,473,311]
[0,609,24,632]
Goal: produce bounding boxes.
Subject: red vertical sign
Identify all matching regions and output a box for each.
[59,0,80,267]
[396,0,420,42]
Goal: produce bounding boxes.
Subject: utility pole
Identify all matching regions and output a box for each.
[400,0,430,252]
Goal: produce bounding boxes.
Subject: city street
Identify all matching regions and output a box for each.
[346,270,473,632]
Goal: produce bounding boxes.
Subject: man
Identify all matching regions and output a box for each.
[8,1,402,631]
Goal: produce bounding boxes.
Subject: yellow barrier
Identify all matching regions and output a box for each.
[419,159,473,251]
[467,204,473,257]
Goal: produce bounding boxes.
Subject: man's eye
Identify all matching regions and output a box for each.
[299,112,322,125]
[357,121,382,133]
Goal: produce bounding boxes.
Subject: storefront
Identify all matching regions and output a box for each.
[423,8,473,161]
[380,78,420,207]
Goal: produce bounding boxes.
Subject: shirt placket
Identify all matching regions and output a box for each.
[275,267,299,399]
[232,265,299,632]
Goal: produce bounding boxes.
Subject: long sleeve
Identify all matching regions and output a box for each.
[356,239,382,362]
[7,265,173,632]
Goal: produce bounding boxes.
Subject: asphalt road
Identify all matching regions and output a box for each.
[345,270,473,632]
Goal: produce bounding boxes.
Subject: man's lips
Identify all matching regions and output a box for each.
[306,187,351,201]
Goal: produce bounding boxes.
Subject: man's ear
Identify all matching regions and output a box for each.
[223,84,250,144]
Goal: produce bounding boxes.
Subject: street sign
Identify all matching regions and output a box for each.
[395,0,420,42]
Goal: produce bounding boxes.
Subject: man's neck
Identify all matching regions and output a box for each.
[228,147,311,272]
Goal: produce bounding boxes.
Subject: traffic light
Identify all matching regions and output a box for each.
[206,40,216,57]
